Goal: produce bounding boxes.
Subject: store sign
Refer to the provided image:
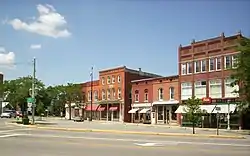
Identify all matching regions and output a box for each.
[202,97,212,104]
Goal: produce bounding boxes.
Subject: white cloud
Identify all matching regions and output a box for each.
[8,4,71,38]
[0,47,15,67]
[30,44,42,49]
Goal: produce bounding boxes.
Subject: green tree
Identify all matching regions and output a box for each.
[184,96,202,134]
[1,76,45,111]
[36,101,45,116]
[64,83,83,120]
[231,37,250,111]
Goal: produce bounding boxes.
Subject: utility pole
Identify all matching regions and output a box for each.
[90,67,93,121]
[32,57,36,125]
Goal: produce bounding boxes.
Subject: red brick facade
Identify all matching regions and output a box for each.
[178,32,242,102]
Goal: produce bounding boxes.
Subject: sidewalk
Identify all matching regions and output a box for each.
[13,117,246,139]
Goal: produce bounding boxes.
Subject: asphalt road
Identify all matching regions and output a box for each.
[1,119,250,156]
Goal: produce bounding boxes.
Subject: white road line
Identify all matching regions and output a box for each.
[0,128,32,133]
[0,134,24,138]
[19,134,250,147]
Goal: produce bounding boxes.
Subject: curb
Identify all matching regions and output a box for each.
[6,122,245,139]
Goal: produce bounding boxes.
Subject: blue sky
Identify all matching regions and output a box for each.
[0,0,249,86]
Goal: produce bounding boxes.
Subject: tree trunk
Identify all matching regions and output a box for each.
[192,122,195,134]
[69,102,71,120]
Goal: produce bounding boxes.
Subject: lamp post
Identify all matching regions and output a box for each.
[90,67,93,121]
[227,100,231,130]
[31,57,36,125]
[215,106,221,135]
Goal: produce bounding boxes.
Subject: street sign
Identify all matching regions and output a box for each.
[27,97,35,103]
[27,107,32,112]
[28,103,32,108]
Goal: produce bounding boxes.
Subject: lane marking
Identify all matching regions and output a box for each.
[16,133,250,147]
[0,134,24,138]
[0,128,32,134]
[134,142,166,146]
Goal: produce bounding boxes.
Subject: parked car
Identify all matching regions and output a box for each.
[1,112,11,118]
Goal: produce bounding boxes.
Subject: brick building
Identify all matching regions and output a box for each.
[130,75,179,125]
[176,32,243,128]
[82,66,161,122]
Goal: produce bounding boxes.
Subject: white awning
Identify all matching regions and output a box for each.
[131,103,151,107]
[175,104,237,114]
[152,100,179,105]
[139,108,150,113]
[211,104,237,114]
[175,105,187,113]
[128,108,139,113]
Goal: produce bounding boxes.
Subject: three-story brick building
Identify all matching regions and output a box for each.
[176,32,243,128]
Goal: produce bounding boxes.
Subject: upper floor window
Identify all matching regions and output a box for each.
[209,58,215,71]
[216,57,221,70]
[102,89,106,100]
[224,55,231,69]
[232,55,237,68]
[112,88,116,99]
[194,60,200,73]
[112,76,115,83]
[135,90,139,102]
[169,87,174,100]
[107,89,111,100]
[94,91,98,101]
[88,91,91,101]
[118,88,121,99]
[117,75,121,83]
[201,60,206,72]
[181,63,187,75]
[101,77,105,85]
[107,76,111,84]
[187,62,192,74]
[144,89,148,102]
[158,88,163,101]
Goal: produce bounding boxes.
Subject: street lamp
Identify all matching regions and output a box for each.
[89,67,93,121]
[215,106,221,135]
[227,100,231,130]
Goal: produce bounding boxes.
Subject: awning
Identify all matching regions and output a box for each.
[175,104,237,114]
[131,103,151,107]
[85,105,99,111]
[175,105,187,113]
[211,104,237,114]
[152,100,179,105]
[139,108,150,113]
[97,106,106,111]
[109,106,118,111]
[128,108,139,113]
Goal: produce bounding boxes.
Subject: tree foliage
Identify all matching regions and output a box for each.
[0,76,83,117]
[231,37,250,112]
[184,96,202,134]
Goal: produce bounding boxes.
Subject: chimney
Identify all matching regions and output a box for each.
[138,68,142,75]
[220,32,225,37]
[191,39,195,44]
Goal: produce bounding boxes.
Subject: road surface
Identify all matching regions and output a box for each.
[1,119,249,156]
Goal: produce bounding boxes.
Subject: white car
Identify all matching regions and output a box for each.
[0,112,11,118]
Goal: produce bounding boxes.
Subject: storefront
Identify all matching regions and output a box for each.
[151,100,179,125]
[175,103,238,128]
[128,103,152,123]
[98,100,121,121]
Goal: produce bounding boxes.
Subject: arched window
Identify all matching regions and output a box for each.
[158,88,163,101]
[94,91,98,101]
[107,76,111,84]
[135,90,139,102]
[144,89,148,101]
[107,89,111,100]
[102,89,106,100]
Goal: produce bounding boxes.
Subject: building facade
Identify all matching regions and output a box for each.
[82,66,161,122]
[151,75,179,125]
[176,32,243,128]
[130,75,179,125]
[130,77,155,123]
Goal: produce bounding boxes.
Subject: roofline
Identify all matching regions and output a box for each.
[180,33,243,49]
[99,66,126,73]
[131,75,179,83]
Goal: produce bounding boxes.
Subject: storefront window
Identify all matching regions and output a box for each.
[158,106,163,120]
